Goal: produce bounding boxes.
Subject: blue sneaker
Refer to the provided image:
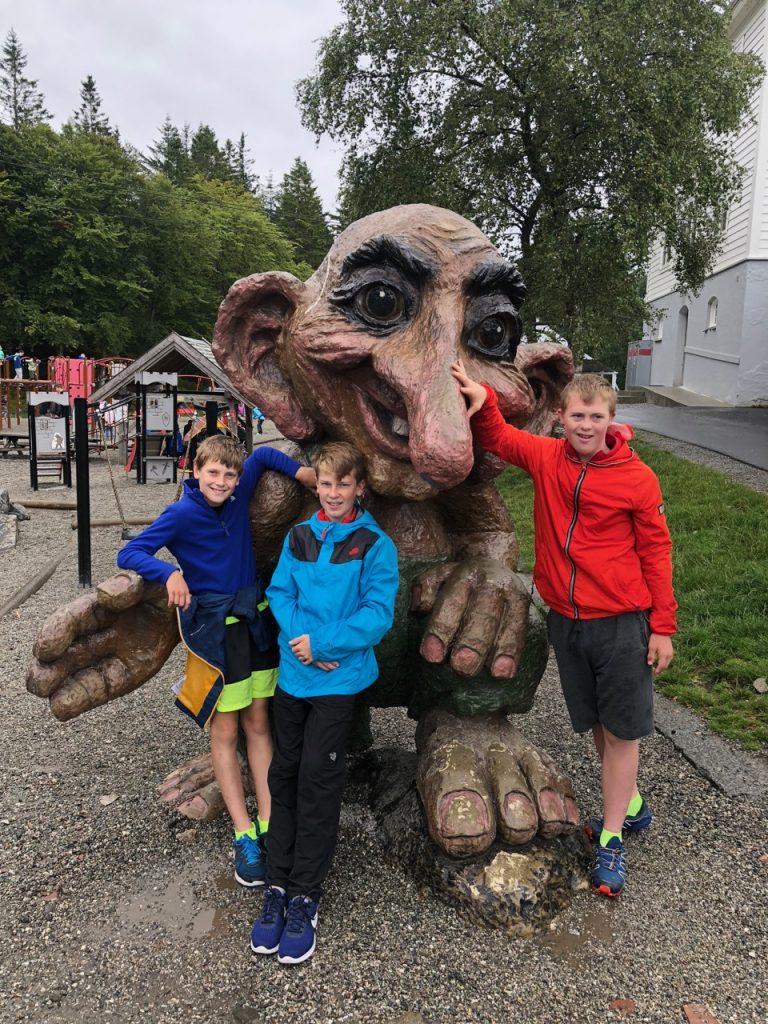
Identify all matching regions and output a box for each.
[590,836,627,897]
[250,886,287,955]
[584,800,653,842]
[277,895,319,965]
[233,831,266,888]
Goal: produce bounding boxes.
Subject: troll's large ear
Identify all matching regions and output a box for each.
[515,342,575,435]
[212,272,319,441]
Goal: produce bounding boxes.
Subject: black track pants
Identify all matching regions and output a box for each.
[266,685,357,901]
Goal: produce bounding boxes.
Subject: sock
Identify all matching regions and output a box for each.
[599,828,622,847]
[258,817,269,834]
[235,822,257,841]
[626,793,643,817]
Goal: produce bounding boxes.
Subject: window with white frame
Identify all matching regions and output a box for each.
[706,297,718,331]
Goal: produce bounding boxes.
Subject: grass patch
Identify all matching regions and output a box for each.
[496,440,768,751]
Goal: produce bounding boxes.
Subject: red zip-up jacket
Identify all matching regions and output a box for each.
[472,386,677,635]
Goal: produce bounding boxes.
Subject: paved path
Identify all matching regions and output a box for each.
[616,404,768,470]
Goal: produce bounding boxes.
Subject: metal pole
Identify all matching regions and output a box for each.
[28,399,38,491]
[205,400,218,437]
[171,384,178,483]
[74,397,91,588]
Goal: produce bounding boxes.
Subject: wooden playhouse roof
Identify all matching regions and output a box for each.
[89,332,252,408]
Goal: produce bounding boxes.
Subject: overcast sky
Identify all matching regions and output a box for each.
[1,0,345,210]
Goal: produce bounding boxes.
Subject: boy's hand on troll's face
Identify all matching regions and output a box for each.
[451,359,487,417]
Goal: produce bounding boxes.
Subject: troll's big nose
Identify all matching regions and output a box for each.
[374,317,474,490]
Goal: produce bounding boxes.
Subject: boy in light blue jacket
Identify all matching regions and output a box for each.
[250,441,398,965]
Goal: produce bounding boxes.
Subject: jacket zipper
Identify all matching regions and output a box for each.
[564,464,588,618]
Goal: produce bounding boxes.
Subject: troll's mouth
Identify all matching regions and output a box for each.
[345,365,411,460]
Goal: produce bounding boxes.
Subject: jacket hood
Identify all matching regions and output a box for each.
[307,504,377,539]
[565,422,637,467]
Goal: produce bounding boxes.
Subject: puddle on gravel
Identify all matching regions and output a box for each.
[538,904,616,965]
[118,876,230,939]
[214,869,239,892]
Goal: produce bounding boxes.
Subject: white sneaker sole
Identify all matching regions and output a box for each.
[277,935,316,965]
[277,911,318,965]
[250,938,280,955]
[235,872,265,888]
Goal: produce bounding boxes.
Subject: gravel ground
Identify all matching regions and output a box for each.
[1,436,767,1024]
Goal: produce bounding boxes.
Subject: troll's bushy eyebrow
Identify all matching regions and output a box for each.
[466,260,527,306]
[340,235,437,283]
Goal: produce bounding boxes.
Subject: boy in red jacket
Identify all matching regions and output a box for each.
[452,361,676,897]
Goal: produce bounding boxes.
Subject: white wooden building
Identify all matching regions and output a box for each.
[642,0,768,405]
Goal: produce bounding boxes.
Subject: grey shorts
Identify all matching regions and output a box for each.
[547,609,654,740]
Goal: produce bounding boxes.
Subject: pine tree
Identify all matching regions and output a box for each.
[273,158,332,268]
[235,133,254,192]
[144,115,189,184]
[260,172,278,221]
[73,74,111,135]
[189,124,226,180]
[0,28,50,129]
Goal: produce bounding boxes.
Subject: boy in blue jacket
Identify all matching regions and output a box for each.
[249,442,398,965]
[117,435,316,886]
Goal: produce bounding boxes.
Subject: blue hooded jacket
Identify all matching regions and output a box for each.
[267,507,398,698]
[117,445,301,593]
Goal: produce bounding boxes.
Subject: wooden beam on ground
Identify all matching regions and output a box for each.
[69,517,155,529]
[0,540,75,621]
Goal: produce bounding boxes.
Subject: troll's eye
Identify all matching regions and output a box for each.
[356,283,405,325]
[467,314,519,361]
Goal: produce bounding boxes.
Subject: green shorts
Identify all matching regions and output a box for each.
[216,614,278,714]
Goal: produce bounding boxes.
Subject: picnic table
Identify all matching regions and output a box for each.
[0,433,29,457]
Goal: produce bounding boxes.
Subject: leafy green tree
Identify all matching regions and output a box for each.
[0,122,310,356]
[144,116,190,184]
[72,74,111,135]
[0,28,51,129]
[298,0,763,362]
[0,124,151,353]
[273,157,332,268]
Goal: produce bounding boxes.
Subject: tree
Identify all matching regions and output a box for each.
[259,172,278,220]
[0,122,308,356]
[298,0,763,361]
[144,116,190,184]
[189,123,227,181]
[0,123,152,353]
[232,132,255,192]
[273,157,332,268]
[0,28,50,129]
[73,74,111,135]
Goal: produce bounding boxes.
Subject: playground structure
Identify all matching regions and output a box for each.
[2,334,255,466]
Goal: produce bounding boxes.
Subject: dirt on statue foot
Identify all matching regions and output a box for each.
[362,747,591,938]
[415,709,580,857]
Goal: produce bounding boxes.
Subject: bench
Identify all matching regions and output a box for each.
[0,434,29,457]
